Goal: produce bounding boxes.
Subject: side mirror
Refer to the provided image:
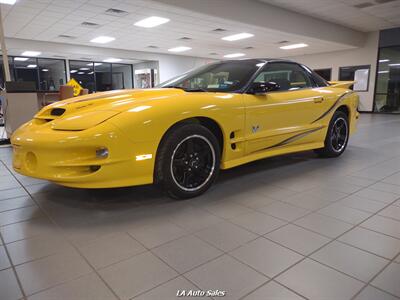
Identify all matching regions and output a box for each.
[249,81,280,95]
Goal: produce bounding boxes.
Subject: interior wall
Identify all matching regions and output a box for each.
[284,32,379,112]
[4,38,213,85]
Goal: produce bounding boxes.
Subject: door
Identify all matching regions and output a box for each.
[244,62,330,154]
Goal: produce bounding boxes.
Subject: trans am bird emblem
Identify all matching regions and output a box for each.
[252,125,260,133]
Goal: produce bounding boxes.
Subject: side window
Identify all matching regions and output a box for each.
[254,63,313,91]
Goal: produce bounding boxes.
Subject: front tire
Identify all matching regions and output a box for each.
[315,110,349,158]
[155,123,220,199]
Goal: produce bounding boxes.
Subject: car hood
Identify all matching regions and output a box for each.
[34,88,186,130]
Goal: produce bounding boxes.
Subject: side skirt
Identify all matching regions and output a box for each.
[221,142,324,169]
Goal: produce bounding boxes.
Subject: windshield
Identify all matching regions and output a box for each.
[158,61,262,92]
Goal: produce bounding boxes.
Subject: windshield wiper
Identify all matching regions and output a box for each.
[163,86,207,92]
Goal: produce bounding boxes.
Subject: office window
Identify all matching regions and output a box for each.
[112,64,133,89]
[374,46,400,113]
[13,57,39,89]
[95,63,112,91]
[339,65,370,92]
[314,68,331,81]
[38,58,66,91]
[69,60,95,93]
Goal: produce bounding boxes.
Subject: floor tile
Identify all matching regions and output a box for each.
[243,280,304,300]
[28,273,117,300]
[167,206,222,232]
[354,285,399,300]
[379,205,400,221]
[339,227,400,259]
[370,182,400,195]
[372,263,400,297]
[0,196,36,213]
[0,187,29,201]
[127,221,187,249]
[294,213,353,238]
[185,255,268,300]
[317,202,372,224]
[16,249,92,296]
[252,184,297,200]
[134,276,201,300]
[229,211,286,235]
[281,194,332,210]
[0,176,21,191]
[201,201,253,219]
[78,232,146,269]
[353,188,399,204]
[7,234,73,265]
[0,217,57,244]
[276,259,364,300]
[195,221,257,252]
[0,206,42,226]
[153,235,222,273]
[311,241,388,282]
[265,224,330,255]
[99,251,178,300]
[0,245,11,270]
[361,215,400,239]
[231,237,303,278]
[258,201,310,222]
[337,195,387,213]
[382,172,400,186]
[232,192,277,209]
[0,268,23,300]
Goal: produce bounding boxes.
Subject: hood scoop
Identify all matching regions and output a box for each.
[50,108,65,116]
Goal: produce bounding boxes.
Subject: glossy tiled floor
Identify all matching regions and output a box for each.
[1,114,400,300]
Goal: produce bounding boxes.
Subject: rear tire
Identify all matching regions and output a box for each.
[315,111,349,158]
[155,123,220,199]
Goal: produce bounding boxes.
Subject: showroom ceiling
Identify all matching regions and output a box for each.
[0,0,386,59]
[260,0,400,32]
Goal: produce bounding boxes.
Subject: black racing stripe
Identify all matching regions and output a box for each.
[311,92,352,124]
[258,126,324,152]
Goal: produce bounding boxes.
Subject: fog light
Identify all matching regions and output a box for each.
[96,147,109,159]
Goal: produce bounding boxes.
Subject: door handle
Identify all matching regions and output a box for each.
[313,97,324,103]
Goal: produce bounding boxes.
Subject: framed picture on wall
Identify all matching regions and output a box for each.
[339,65,370,92]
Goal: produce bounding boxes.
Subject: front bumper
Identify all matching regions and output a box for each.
[11,121,156,188]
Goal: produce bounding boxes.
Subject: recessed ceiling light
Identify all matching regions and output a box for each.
[41,69,49,72]
[70,70,78,73]
[280,43,308,50]
[79,67,90,70]
[224,53,245,58]
[21,51,41,57]
[222,33,254,41]
[27,64,37,68]
[14,57,29,61]
[81,22,100,28]
[378,70,389,73]
[0,0,17,4]
[168,46,192,52]
[389,63,400,66]
[134,16,170,28]
[77,72,85,74]
[103,58,122,63]
[379,59,390,63]
[90,36,115,44]
[93,63,103,66]
[88,71,94,74]
[105,8,129,17]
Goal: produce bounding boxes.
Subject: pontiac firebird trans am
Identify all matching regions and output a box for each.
[12,59,359,198]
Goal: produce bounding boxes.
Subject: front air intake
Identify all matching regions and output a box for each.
[50,108,65,116]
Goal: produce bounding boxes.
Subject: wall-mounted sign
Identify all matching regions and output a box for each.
[66,78,83,96]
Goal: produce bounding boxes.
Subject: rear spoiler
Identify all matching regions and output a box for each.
[328,81,354,89]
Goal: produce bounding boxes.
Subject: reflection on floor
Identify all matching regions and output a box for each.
[0,114,400,300]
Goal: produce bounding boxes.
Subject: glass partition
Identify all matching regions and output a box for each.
[38,58,66,91]
[14,57,39,89]
[374,46,400,113]
[95,63,112,91]
[112,64,133,89]
[69,60,95,93]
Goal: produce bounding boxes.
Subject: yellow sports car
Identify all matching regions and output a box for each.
[12,59,359,198]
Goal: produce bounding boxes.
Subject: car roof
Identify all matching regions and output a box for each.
[218,58,298,64]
